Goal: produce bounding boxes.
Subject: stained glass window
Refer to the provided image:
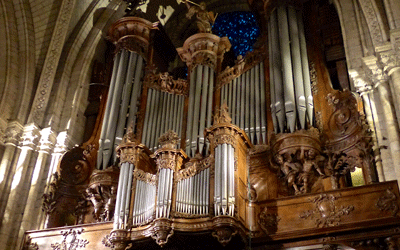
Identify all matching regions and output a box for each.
[212,11,260,57]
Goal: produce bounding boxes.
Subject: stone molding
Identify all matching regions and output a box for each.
[29,0,76,125]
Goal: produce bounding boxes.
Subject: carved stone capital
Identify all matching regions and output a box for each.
[177,33,231,70]
[20,123,40,150]
[54,131,71,154]
[377,47,400,75]
[3,121,23,146]
[107,17,157,60]
[38,127,57,153]
[348,69,373,93]
[363,55,389,86]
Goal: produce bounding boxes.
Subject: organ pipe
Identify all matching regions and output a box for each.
[268,6,314,133]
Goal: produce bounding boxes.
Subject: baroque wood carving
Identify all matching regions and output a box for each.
[51,229,89,250]
[299,194,354,228]
[376,188,399,216]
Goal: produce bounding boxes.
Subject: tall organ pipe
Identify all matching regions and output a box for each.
[103,50,129,168]
[199,66,210,154]
[127,55,144,129]
[298,11,314,124]
[114,53,138,150]
[288,7,306,129]
[268,7,314,132]
[186,69,196,155]
[278,6,296,132]
[98,52,121,169]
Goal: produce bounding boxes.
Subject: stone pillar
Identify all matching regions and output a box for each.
[0,123,40,249]
[0,121,23,216]
[38,131,70,228]
[350,70,385,181]
[365,55,400,183]
[17,128,56,247]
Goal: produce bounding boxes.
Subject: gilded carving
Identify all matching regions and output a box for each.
[376,188,399,216]
[309,61,318,95]
[133,169,157,185]
[158,130,180,149]
[299,194,354,228]
[51,229,89,250]
[214,102,232,124]
[258,207,280,234]
[151,219,174,247]
[144,71,188,96]
[183,1,216,33]
[212,227,238,246]
[177,33,231,70]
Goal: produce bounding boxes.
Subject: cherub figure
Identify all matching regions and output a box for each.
[86,187,104,222]
[183,0,216,33]
[276,154,301,194]
[299,149,325,193]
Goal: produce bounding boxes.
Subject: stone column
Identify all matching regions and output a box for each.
[0,123,40,249]
[38,131,70,228]
[350,70,385,181]
[0,121,23,216]
[17,128,56,247]
[365,56,400,183]
[378,47,400,127]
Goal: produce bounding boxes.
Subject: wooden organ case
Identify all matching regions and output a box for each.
[24,8,400,250]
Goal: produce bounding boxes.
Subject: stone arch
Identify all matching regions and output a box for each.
[357,0,389,47]
[12,0,36,124]
[0,0,20,131]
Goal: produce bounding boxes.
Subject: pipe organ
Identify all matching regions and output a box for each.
[34,6,400,250]
[268,6,314,133]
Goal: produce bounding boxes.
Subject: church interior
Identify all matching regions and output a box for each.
[1,0,400,249]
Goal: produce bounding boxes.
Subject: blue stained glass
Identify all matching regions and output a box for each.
[212,12,260,57]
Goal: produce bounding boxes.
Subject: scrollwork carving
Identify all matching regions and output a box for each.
[51,229,89,250]
[299,194,354,228]
[133,169,157,185]
[144,72,188,96]
[376,188,399,217]
[258,207,280,234]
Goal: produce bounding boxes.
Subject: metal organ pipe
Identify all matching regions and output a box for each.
[268,7,314,132]
[268,21,278,134]
[127,54,144,129]
[113,162,134,230]
[199,66,210,154]
[214,143,235,216]
[288,7,306,130]
[114,53,137,150]
[278,6,296,133]
[298,11,314,125]
[260,62,267,143]
[98,52,121,169]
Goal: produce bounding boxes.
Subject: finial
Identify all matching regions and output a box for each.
[214,102,232,124]
[158,130,180,149]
